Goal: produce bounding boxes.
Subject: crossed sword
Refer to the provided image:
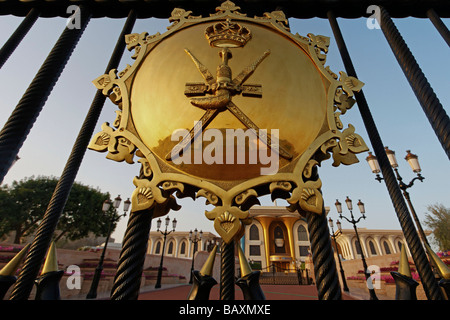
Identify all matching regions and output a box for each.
[166,47,292,161]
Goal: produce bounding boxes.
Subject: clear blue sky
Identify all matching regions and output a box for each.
[0,11,448,247]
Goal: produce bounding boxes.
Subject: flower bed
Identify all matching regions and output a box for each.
[0,245,25,253]
[349,272,421,284]
[80,271,116,280]
[77,246,102,252]
[437,250,450,258]
[390,260,415,266]
[78,262,118,269]
[144,266,167,271]
[144,274,178,279]
[358,266,417,273]
[0,255,13,262]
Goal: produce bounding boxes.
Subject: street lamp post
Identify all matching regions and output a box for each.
[189,228,203,284]
[336,197,378,300]
[155,216,177,289]
[366,147,429,247]
[328,217,350,292]
[86,195,130,299]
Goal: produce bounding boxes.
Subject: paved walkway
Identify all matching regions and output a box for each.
[138,283,361,300]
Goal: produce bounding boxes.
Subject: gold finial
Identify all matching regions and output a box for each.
[0,244,30,276]
[199,245,217,276]
[41,242,59,275]
[398,244,412,278]
[238,245,252,277]
[424,243,450,280]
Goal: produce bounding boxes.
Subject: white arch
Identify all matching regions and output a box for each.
[245,220,265,271]
[154,239,163,255]
[165,238,176,256]
[380,237,393,255]
[293,219,310,261]
[178,239,189,258]
[365,237,378,257]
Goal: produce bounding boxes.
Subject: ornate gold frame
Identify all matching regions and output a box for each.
[88,1,368,243]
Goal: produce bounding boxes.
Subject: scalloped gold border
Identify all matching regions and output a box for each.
[88,1,368,242]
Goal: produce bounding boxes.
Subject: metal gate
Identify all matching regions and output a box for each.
[257,265,313,285]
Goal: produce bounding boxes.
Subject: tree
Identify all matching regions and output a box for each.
[0,176,119,244]
[424,203,450,251]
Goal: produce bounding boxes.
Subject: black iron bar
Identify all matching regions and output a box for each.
[9,9,137,300]
[426,8,450,47]
[7,6,92,300]
[110,208,153,300]
[327,11,443,300]
[0,7,40,69]
[220,240,235,300]
[0,6,91,184]
[306,207,342,300]
[378,6,450,160]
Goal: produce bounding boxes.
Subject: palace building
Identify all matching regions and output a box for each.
[241,205,311,272]
[147,231,219,259]
[241,205,412,273]
[147,205,415,273]
[333,227,414,261]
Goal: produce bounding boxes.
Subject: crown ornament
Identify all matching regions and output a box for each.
[205,19,251,48]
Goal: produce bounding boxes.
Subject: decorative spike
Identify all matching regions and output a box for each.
[398,245,412,278]
[0,244,30,276]
[41,242,59,275]
[199,245,217,276]
[238,245,252,277]
[424,243,450,280]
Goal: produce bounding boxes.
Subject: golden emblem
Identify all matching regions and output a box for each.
[88,1,368,243]
[168,19,291,162]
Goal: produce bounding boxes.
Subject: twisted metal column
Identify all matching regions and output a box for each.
[110,208,153,300]
[220,240,235,300]
[379,6,450,160]
[0,6,92,184]
[327,11,443,300]
[0,7,40,69]
[9,10,137,300]
[426,8,450,47]
[306,208,342,300]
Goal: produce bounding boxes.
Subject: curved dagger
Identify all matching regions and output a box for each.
[169,48,292,162]
[226,101,292,160]
[232,50,270,86]
[184,48,215,85]
[165,108,219,161]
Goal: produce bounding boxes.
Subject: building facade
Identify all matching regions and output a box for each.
[242,206,311,273]
[147,206,418,273]
[147,231,219,259]
[334,228,411,261]
[242,205,412,273]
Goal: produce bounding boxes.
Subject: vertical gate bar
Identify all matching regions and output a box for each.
[0,6,91,185]
[327,11,444,301]
[220,240,235,300]
[9,9,136,300]
[306,204,342,300]
[426,8,450,47]
[110,208,153,300]
[0,7,40,69]
[378,6,450,160]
